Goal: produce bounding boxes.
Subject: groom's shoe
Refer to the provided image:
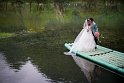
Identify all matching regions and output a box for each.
[95,46,97,49]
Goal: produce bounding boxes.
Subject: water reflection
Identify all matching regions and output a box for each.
[72,55,101,83]
[0,53,50,83]
[0,28,124,83]
[72,55,124,83]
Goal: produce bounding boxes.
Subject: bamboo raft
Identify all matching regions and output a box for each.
[64,43,124,76]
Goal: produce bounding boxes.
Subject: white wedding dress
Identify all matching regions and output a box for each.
[69,19,96,54]
[75,26,96,52]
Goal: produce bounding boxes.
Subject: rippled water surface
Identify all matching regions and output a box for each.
[0,33,124,83]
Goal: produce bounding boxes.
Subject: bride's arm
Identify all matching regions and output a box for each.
[87,26,89,32]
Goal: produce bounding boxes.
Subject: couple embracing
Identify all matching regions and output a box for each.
[69,18,100,54]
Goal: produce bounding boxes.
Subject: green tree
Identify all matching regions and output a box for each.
[0,0,9,10]
[24,0,35,13]
[51,0,80,20]
[35,0,47,11]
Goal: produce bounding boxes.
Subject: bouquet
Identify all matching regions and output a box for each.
[94,32,101,42]
[94,32,100,37]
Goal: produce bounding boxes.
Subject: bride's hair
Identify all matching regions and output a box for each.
[87,19,90,26]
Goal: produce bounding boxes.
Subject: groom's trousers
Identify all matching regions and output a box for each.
[94,37,98,44]
[92,32,98,45]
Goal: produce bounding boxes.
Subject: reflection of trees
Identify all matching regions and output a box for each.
[24,41,87,82]
[11,30,87,83]
[0,38,27,71]
[0,29,87,82]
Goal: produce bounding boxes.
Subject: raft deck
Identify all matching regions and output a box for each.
[64,43,124,76]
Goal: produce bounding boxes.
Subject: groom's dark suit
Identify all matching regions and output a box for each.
[91,22,98,45]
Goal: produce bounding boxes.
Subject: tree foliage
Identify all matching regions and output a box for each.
[0,0,124,4]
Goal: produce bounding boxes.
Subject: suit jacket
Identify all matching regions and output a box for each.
[91,22,98,34]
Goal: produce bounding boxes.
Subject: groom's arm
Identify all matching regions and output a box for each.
[94,24,98,32]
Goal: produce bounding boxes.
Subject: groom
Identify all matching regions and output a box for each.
[89,18,98,49]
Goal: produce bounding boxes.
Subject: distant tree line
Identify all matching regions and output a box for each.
[0,0,123,13]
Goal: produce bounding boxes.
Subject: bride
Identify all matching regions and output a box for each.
[68,19,97,54]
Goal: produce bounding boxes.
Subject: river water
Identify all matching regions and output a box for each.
[0,34,124,83]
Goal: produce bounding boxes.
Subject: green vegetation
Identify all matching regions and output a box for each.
[0,2,124,32]
[0,2,124,82]
[0,33,13,38]
[0,1,124,51]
